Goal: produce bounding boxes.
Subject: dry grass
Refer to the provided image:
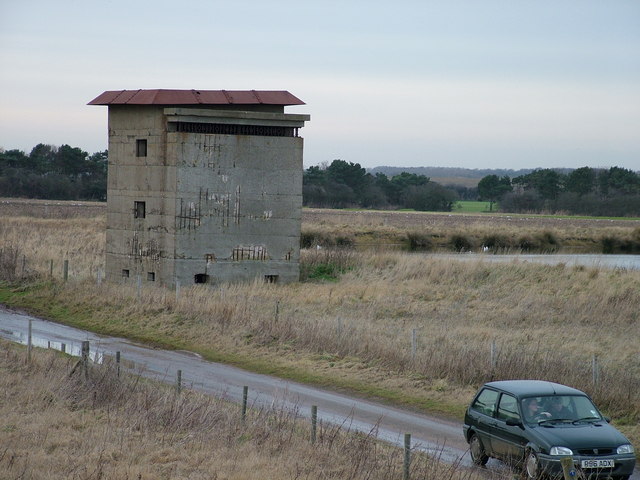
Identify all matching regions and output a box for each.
[1,201,639,451]
[0,341,499,480]
[0,215,104,279]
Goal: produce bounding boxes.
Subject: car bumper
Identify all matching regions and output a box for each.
[537,453,636,479]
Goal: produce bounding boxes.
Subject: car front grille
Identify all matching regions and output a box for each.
[576,448,615,456]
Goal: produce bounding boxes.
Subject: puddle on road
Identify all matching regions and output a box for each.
[5,329,105,364]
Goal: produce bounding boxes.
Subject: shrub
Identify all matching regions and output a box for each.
[300,248,356,281]
[517,235,537,252]
[406,231,433,250]
[449,233,474,252]
[536,230,560,252]
[481,234,513,251]
[601,231,640,254]
[301,228,354,249]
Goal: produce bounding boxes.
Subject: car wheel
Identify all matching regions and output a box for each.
[469,434,489,466]
[524,450,542,479]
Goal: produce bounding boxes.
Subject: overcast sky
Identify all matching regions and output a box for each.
[1,0,639,171]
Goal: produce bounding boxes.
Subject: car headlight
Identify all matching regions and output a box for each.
[550,446,574,456]
[617,444,634,455]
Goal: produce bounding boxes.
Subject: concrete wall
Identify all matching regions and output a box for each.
[105,106,173,284]
[170,132,303,285]
[104,104,308,286]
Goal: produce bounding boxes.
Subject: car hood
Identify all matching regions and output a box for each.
[532,422,630,450]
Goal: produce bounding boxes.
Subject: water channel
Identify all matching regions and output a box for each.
[427,253,640,270]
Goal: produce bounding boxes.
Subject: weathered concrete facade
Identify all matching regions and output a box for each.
[90,90,309,286]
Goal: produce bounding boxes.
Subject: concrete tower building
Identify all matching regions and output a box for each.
[88,89,309,286]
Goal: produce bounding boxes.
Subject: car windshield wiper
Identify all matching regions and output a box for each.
[572,416,601,424]
[538,418,573,425]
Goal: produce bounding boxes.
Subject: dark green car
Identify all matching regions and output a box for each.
[463,380,636,479]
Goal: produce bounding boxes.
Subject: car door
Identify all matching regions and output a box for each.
[491,393,527,462]
[468,387,500,455]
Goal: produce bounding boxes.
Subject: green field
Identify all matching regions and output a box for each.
[454,200,493,213]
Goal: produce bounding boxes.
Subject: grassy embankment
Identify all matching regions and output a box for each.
[2,340,497,479]
[0,203,639,452]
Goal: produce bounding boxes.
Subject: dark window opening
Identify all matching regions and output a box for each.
[264,275,279,284]
[147,272,155,282]
[134,201,146,219]
[194,273,209,284]
[122,269,130,278]
[172,122,297,137]
[136,139,147,157]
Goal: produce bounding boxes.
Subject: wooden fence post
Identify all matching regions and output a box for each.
[592,354,599,389]
[115,351,121,377]
[560,456,576,480]
[27,318,32,364]
[50,259,53,278]
[176,369,182,394]
[81,341,90,380]
[311,405,318,444]
[403,433,411,480]
[242,385,248,422]
[63,260,69,282]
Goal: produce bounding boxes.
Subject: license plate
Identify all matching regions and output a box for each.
[581,459,614,469]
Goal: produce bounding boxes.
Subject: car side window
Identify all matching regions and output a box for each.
[497,393,520,422]
[471,388,499,417]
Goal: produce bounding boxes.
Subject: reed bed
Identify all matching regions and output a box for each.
[303,208,640,253]
[0,341,499,480]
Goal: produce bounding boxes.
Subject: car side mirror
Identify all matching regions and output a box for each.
[604,416,611,423]
[506,418,523,427]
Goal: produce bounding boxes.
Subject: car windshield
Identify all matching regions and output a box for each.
[520,395,602,424]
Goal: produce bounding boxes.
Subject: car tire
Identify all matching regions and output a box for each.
[469,434,489,466]
[524,450,542,479]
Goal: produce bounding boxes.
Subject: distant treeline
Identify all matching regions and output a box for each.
[369,165,540,179]
[304,160,461,211]
[478,167,640,216]
[0,144,107,200]
[2,145,639,217]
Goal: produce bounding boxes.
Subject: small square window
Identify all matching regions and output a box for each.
[147,272,155,281]
[134,201,146,219]
[122,269,130,278]
[136,139,147,157]
[194,273,209,284]
[264,275,279,284]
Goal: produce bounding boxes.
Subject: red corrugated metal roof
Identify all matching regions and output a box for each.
[88,89,304,106]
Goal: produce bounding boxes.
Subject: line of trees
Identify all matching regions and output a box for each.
[478,166,640,216]
[0,144,107,200]
[2,144,637,217]
[304,160,459,211]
